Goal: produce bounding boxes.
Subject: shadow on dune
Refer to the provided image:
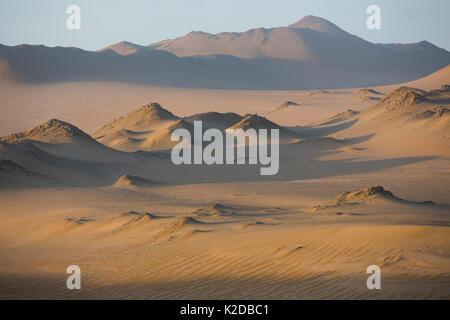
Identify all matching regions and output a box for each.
[287,119,358,138]
[343,133,375,145]
[0,152,439,190]
[142,130,437,186]
[161,156,438,186]
[0,128,440,190]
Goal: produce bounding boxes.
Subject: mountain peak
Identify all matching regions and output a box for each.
[228,114,282,131]
[288,15,346,34]
[135,103,178,120]
[94,102,179,139]
[99,41,143,55]
[0,118,90,143]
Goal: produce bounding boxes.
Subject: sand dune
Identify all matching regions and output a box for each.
[141,119,194,151]
[228,114,282,131]
[320,85,450,156]
[0,68,449,300]
[399,64,450,90]
[1,118,94,144]
[0,118,127,163]
[0,159,60,189]
[185,112,243,130]
[0,118,144,188]
[112,174,158,188]
[312,186,435,211]
[310,109,359,126]
[374,86,429,112]
[95,102,178,137]
[96,104,300,152]
[355,88,383,102]
[307,90,330,96]
[95,103,182,152]
[227,114,298,140]
[274,101,300,111]
[292,136,343,148]
[191,203,239,217]
[151,216,208,243]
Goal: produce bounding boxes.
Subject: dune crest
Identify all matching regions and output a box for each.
[0,119,92,144]
[313,186,437,212]
[310,109,359,126]
[95,102,185,151]
[142,119,194,151]
[276,101,300,111]
[96,102,178,137]
[314,186,397,210]
[228,114,281,131]
[113,174,157,188]
[185,112,243,130]
[307,90,330,96]
[192,203,237,217]
[355,88,383,102]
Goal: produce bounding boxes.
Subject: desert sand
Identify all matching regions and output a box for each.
[0,64,449,299]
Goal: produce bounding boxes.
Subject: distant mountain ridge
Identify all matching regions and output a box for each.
[148,15,354,60]
[0,15,449,90]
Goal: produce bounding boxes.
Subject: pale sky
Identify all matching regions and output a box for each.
[1,0,449,51]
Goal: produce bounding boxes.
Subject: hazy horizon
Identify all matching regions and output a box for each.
[1,0,450,51]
